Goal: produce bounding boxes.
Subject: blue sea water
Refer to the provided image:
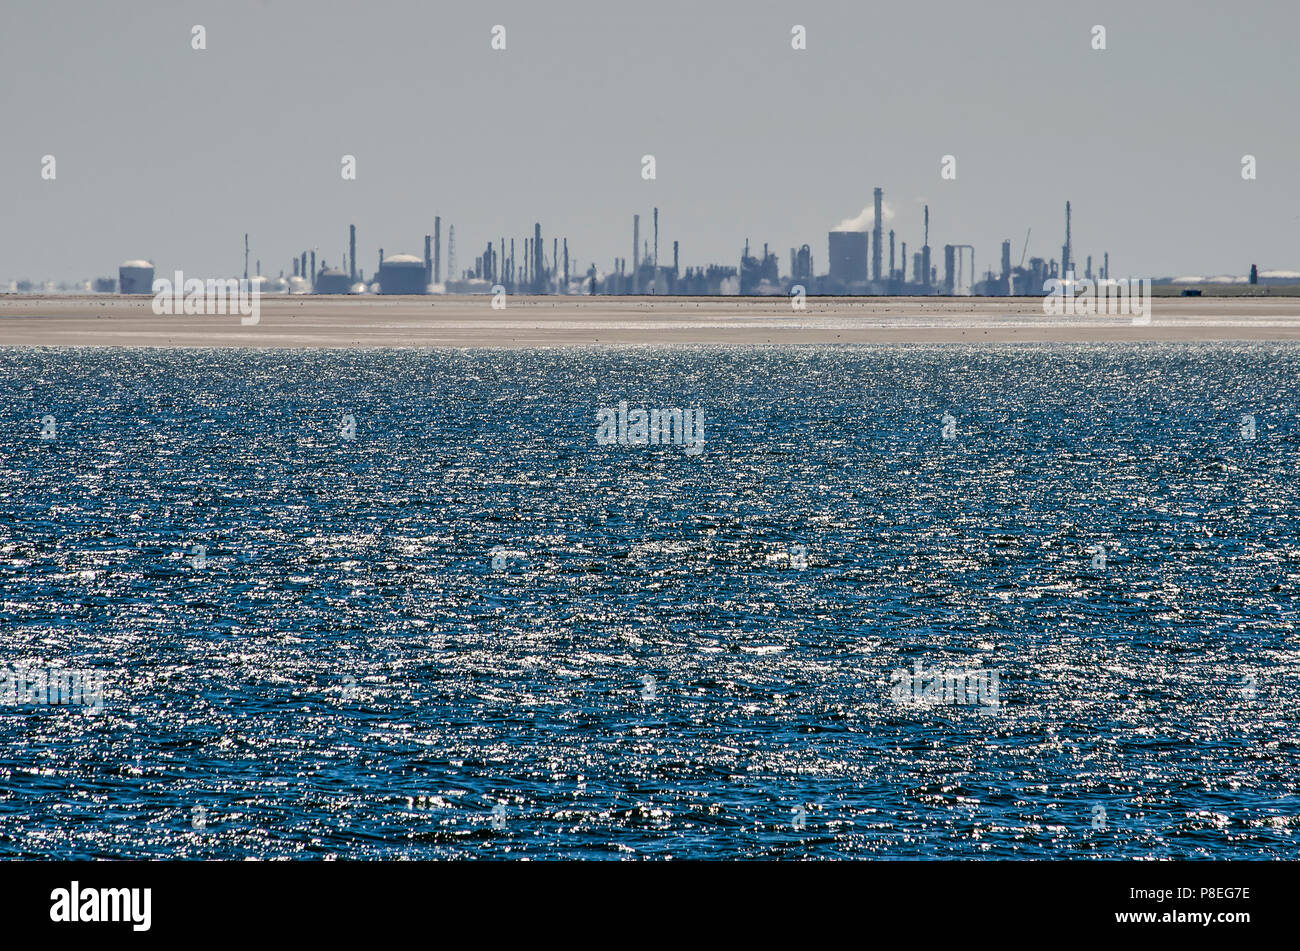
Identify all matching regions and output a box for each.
[1,344,1298,860]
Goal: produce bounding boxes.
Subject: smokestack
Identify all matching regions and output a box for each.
[553,237,558,293]
[673,240,679,278]
[1001,240,1012,281]
[310,251,315,282]
[534,223,543,294]
[425,235,432,286]
[943,245,955,294]
[244,234,249,280]
[433,217,441,284]
[872,187,883,282]
[1062,201,1072,278]
[563,238,569,290]
[1103,251,1109,280]
[653,208,659,295]
[901,242,907,282]
[633,215,640,294]
[349,225,357,282]
[293,258,299,278]
[889,229,895,281]
[921,206,932,288]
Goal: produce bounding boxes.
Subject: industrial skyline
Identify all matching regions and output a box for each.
[3,0,1297,288]
[14,188,1297,297]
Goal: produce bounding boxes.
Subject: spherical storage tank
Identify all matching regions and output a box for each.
[377,253,427,295]
[250,275,289,295]
[119,260,155,294]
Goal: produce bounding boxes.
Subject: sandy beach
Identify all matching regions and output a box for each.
[3,295,1300,348]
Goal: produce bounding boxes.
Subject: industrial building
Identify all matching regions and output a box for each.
[377,253,427,294]
[827,231,868,288]
[791,245,813,284]
[118,260,155,294]
[98,189,1122,302]
[314,267,352,294]
[739,241,781,294]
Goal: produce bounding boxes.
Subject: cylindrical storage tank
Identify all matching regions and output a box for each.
[827,232,868,285]
[314,268,352,294]
[119,260,155,294]
[377,253,428,295]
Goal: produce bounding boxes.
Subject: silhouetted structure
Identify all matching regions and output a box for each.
[119,259,154,294]
[828,231,868,287]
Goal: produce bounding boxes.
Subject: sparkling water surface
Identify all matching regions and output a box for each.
[1,344,1298,859]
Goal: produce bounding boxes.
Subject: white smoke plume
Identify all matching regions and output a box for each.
[834,201,895,232]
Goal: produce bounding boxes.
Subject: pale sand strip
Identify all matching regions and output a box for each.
[3,295,1300,348]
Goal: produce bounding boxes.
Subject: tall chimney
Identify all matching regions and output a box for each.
[673,240,679,278]
[901,242,907,282]
[424,235,433,286]
[633,215,640,294]
[653,207,659,294]
[889,229,895,281]
[534,223,543,293]
[922,205,931,288]
[433,217,441,284]
[1061,201,1072,278]
[563,238,569,290]
[872,187,883,282]
[310,251,315,282]
[349,225,357,281]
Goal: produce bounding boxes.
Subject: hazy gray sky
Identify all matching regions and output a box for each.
[2,0,1296,282]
